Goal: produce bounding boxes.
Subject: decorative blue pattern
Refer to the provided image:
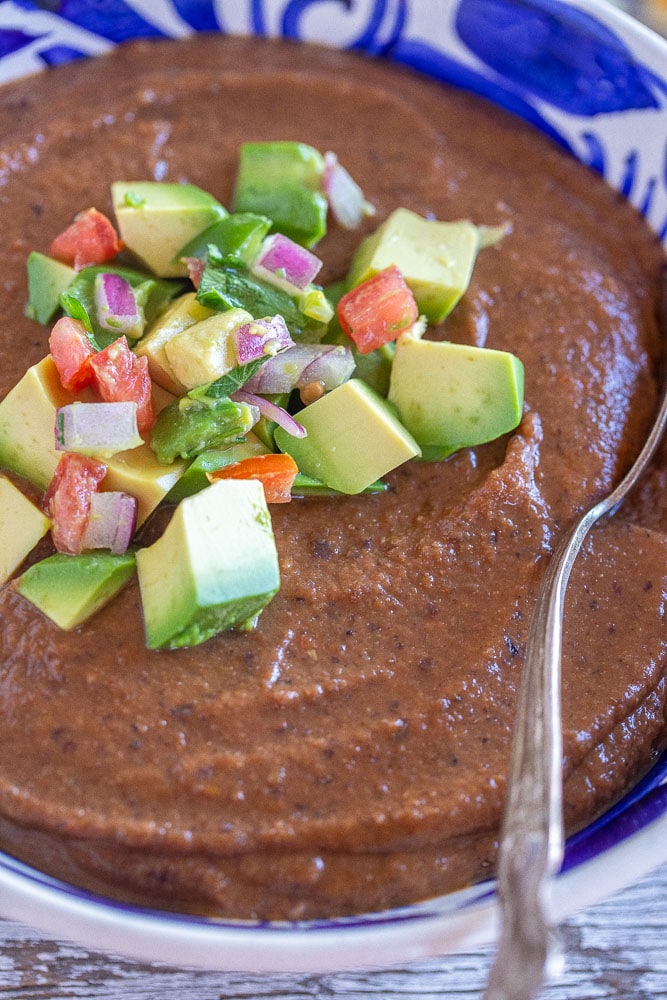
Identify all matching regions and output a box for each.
[0,0,665,959]
[173,0,221,32]
[455,0,659,114]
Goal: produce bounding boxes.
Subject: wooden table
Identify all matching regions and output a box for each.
[1,860,666,998]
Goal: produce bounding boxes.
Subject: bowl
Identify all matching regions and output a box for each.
[0,0,665,973]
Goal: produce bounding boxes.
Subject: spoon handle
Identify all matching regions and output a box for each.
[484,352,667,1000]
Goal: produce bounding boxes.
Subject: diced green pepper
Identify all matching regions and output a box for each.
[176,212,272,265]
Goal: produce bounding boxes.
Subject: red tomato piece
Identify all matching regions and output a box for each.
[88,336,154,435]
[207,452,298,504]
[49,207,123,271]
[337,265,419,355]
[44,452,107,555]
[49,315,97,392]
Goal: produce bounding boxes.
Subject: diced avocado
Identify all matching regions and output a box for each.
[163,307,252,390]
[347,208,480,323]
[163,434,269,504]
[274,378,420,494]
[111,181,227,278]
[134,291,216,395]
[176,212,272,265]
[232,142,327,248]
[0,477,51,584]
[25,251,76,325]
[15,550,136,630]
[0,356,76,489]
[388,334,524,460]
[150,396,257,465]
[0,356,186,522]
[136,479,280,649]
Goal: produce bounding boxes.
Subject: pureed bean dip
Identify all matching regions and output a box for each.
[0,36,665,920]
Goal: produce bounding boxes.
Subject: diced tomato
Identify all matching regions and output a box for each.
[49,207,123,271]
[88,336,154,435]
[49,315,97,392]
[44,452,107,555]
[207,452,299,504]
[337,264,419,355]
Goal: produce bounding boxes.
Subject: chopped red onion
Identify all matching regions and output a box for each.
[81,491,137,554]
[251,233,323,294]
[94,272,142,337]
[243,344,354,394]
[232,389,307,439]
[323,151,375,229]
[55,401,143,457]
[234,315,294,364]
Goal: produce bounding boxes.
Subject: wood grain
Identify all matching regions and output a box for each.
[1,862,666,999]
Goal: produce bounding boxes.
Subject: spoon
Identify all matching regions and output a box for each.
[483,318,667,1000]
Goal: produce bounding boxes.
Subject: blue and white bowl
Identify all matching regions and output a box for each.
[0,0,665,973]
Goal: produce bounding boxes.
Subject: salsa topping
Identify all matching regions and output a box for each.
[0,140,524,648]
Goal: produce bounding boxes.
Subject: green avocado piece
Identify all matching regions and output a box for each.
[150,396,257,465]
[176,212,272,265]
[275,378,420,494]
[111,181,227,278]
[136,479,280,649]
[232,142,327,248]
[15,550,136,630]
[347,207,481,323]
[25,251,76,325]
[388,334,524,460]
[163,436,270,504]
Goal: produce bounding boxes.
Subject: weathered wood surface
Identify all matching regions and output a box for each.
[1,861,666,999]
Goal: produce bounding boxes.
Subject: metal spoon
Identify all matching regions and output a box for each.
[483,326,667,1000]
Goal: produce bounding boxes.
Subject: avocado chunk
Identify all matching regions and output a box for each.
[347,207,480,323]
[134,291,216,395]
[111,181,227,278]
[164,307,252,390]
[275,378,420,494]
[136,479,280,649]
[15,550,136,630]
[388,334,524,460]
[25,251,76,325]
[0,356,187,523]
[0,477,51,584]
[232,142,327,248]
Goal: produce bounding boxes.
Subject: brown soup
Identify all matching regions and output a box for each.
[0,35,665,920]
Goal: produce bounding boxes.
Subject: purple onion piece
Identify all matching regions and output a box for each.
[232,390,307,439]
[234,315,294,364]
[243,344,354,394]
[323,151,375,229]
[94,272,142,336]
[55,401,143,457]
[251,233,323,293]
[82,491,137,555]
